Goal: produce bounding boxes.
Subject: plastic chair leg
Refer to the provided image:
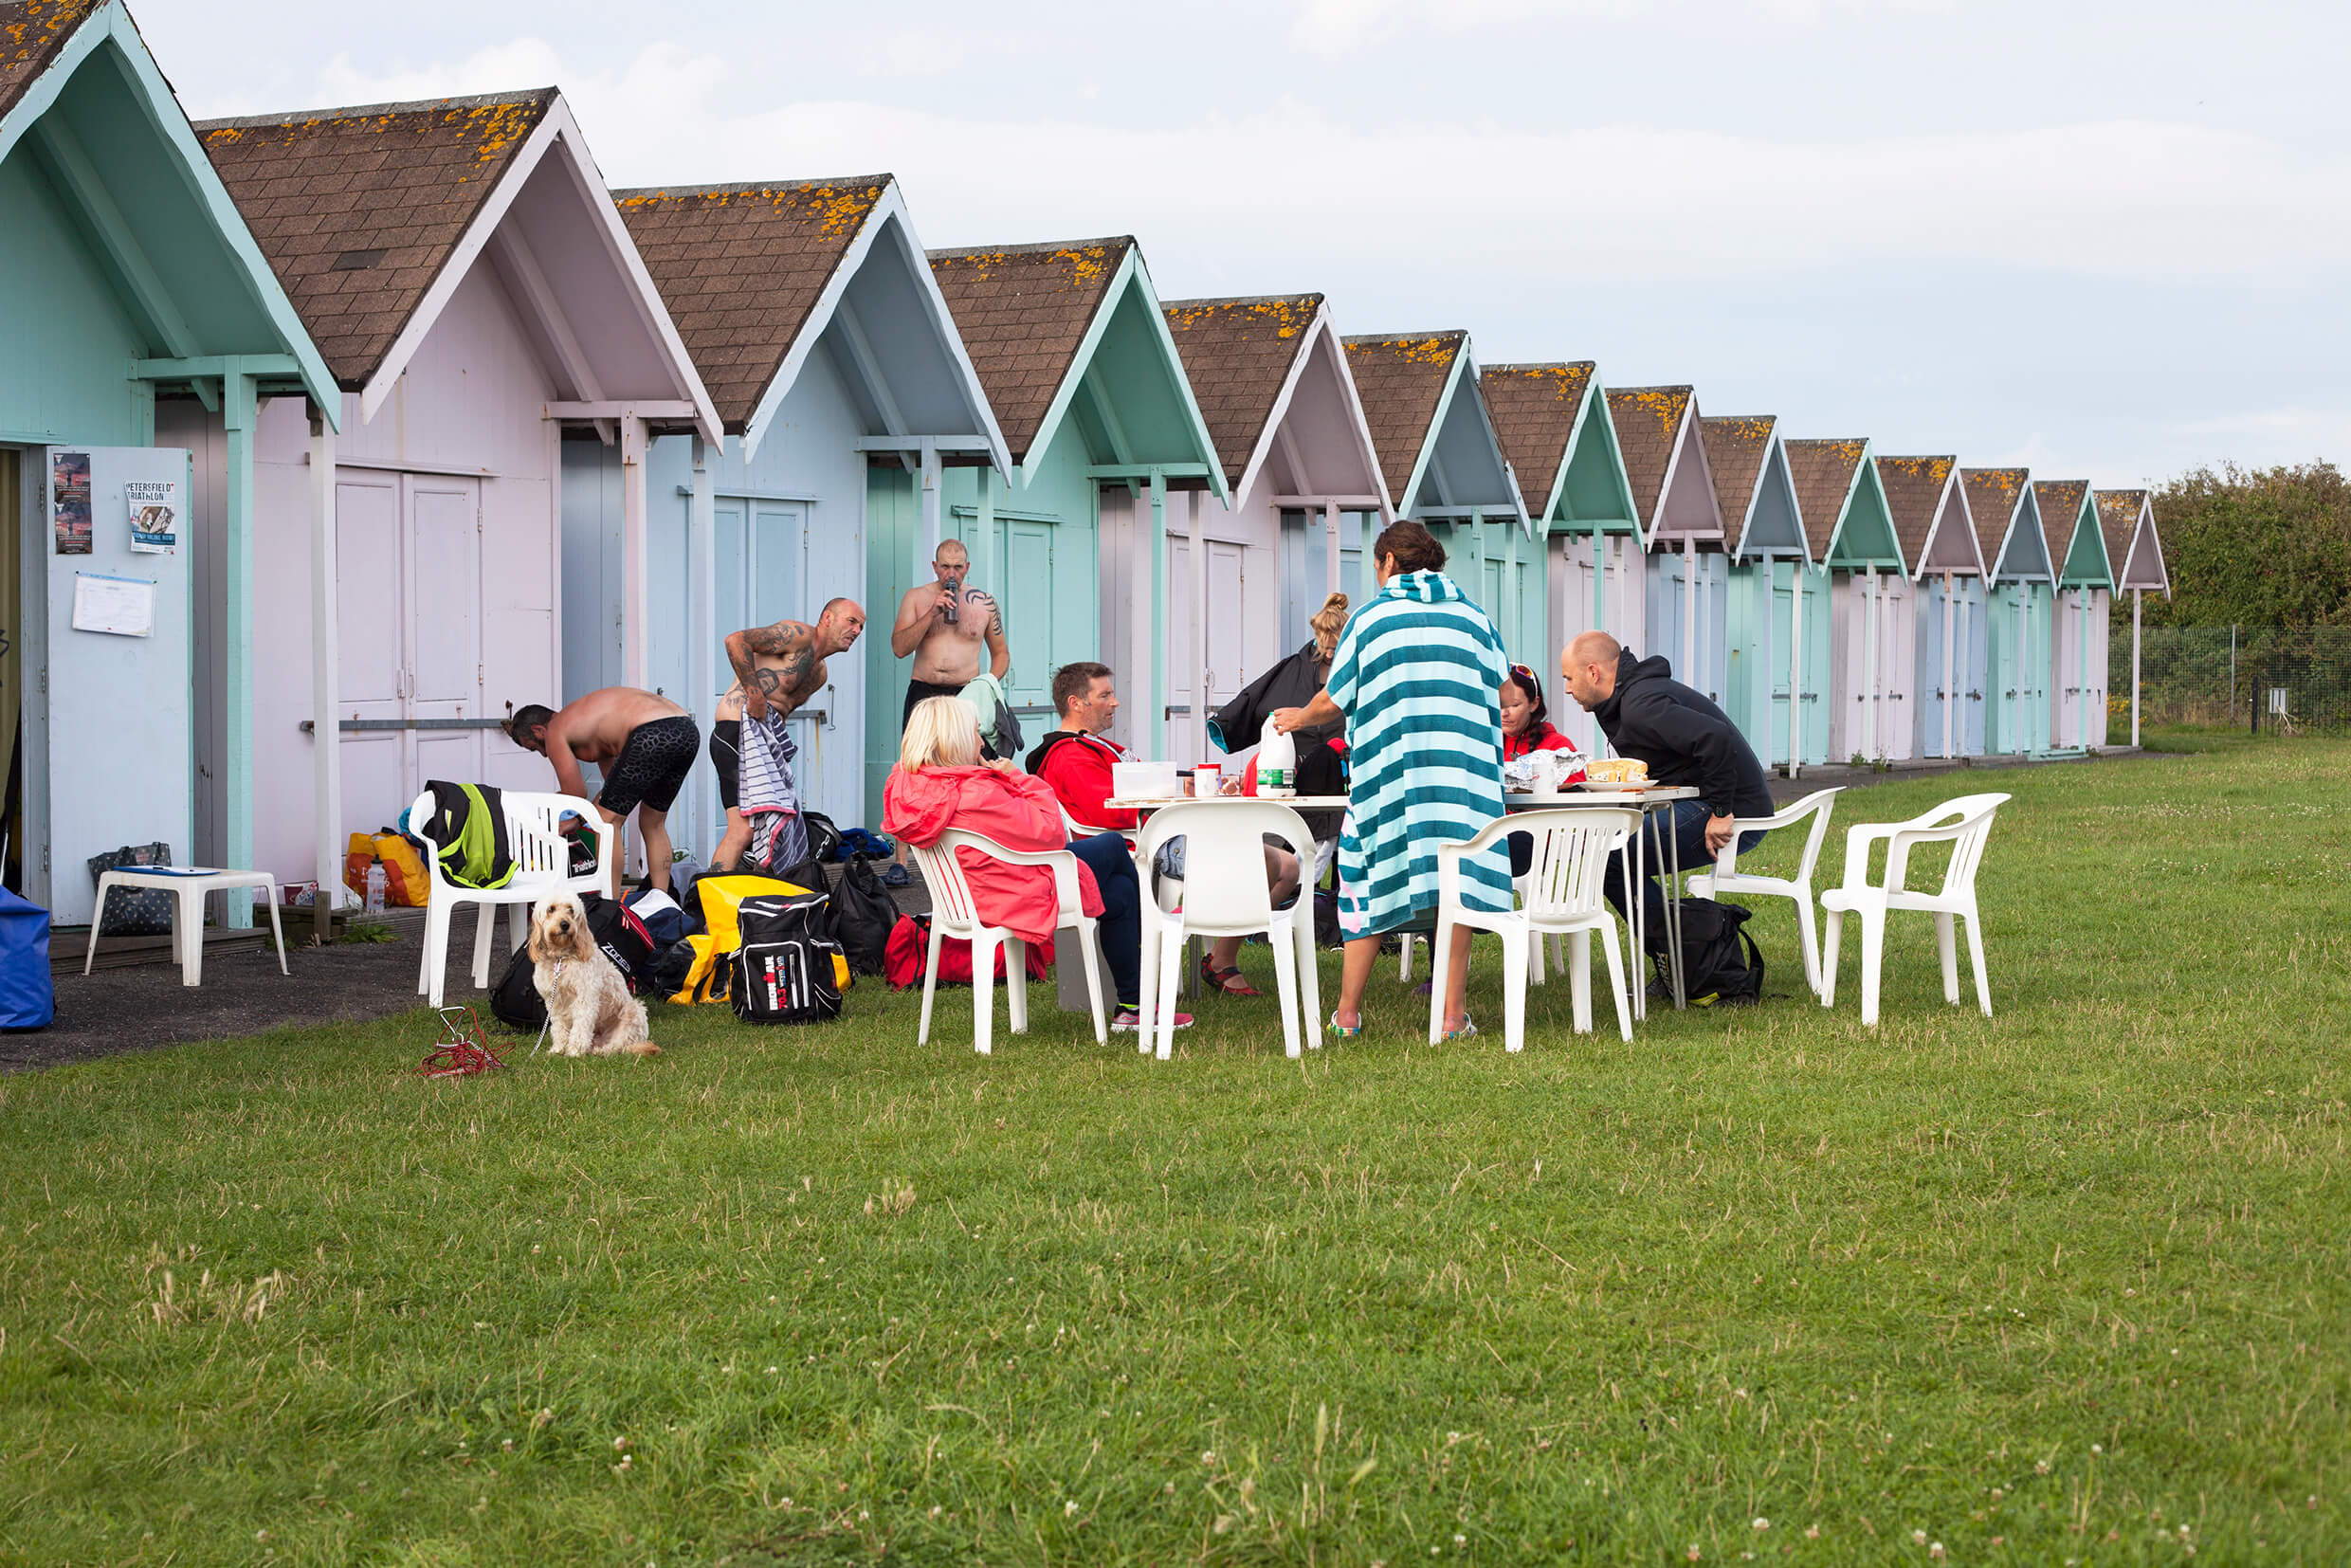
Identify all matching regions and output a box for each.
[1425,917,1456,1045]
[1568,928,1593,1033]
[1499,925,1528,1053]
[472,902,498,988]
[1935,913,1959,1004]
[1598,921,1631,1042]
[508,903,528,957]
[1794,886,1823,999]
[1819,909,1843,1009]
[264,884,289,975]
[918,923,944,1047]
[1077,919,1108,1045]
[422,902,452,1008]
[1857,910,1886,1028]
[1153,918,1187,1060]
[1006,938,1029,1035]
[1135,910,1159,1055]
[971,934,998,1056]
[1293,913,1322,1050]
[1965,911,1993,1018]
[1398,932,1414,983]
[1268,927,1302,1060]
[177,886,202,987]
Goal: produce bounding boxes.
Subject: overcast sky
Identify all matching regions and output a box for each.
[143,0,2346,487]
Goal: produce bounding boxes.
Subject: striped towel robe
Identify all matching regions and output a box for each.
[738,709,809,874]
[1327,569,1513,939]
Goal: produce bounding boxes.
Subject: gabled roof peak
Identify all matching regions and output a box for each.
[928,235,1133,264]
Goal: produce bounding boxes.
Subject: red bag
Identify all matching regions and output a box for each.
[883,914,1053,989]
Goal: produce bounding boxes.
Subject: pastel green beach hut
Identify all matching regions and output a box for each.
[1707,415,1830,770]
[1,0,336,924]
[1959,467,2053,757]
[1342,333,1536,663]
[1160,293,1391,761]
[1875,456,1989,759]
[1782,439,1911,764]
[582,175,1005,846]
[1477,360,1643,754]
[2094,488,2167,747]
[2037,478,2112,751]
[914,238,1224,777]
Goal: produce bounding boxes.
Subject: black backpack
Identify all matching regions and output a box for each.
[1653,899,1765,1007]
[729,891,847,1026]
[829,856,896,975]
[485,896,657,1032]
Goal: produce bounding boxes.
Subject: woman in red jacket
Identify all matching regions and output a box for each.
[884,696,1188,1032]
[1501,664,1584,770]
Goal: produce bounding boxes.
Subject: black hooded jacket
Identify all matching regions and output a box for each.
[1591,649,1774,818]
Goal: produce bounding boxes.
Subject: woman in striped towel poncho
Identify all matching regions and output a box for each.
[1271,520,1511,1039]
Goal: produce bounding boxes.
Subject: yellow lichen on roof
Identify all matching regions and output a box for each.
[1818,438,1866,465]
[4,0,101,63]
[1714,416,1774,441]
[1168,297,1312,338]
[1613,387,1689,436]
[1883,455,1952,483]
[1371,336,1455,364]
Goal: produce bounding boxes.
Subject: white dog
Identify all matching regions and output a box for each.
[528,895,659,1058]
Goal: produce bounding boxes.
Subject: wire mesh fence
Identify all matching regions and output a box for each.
[2113,625,2351,736]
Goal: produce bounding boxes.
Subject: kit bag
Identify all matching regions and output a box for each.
[0,887,53,1030]
[488,895,654,1031]
[1652,899,1766,1007]
[881,912,1052,989]
[87,843,174,937]
[729,891,847,1025]
[668,873,814,1004]
[829,856,897,975]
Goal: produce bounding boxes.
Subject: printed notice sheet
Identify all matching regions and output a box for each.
[70,572,155,637]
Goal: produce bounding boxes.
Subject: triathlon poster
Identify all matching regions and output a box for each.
[125,480,179,554]
[50,449,91,556]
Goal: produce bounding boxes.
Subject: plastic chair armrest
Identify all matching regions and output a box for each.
[945,831,1084,914]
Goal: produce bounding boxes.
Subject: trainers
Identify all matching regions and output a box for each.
[881,863,911,888]
[1112,1006,1193,1030]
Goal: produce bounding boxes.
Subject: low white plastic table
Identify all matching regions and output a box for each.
[83,867,289,988]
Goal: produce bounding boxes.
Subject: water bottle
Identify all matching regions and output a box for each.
[1257,717,1297,798]
[363,861,387,914]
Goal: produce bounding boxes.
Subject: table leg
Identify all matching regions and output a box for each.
[264,882,290,975]
[1665,807,1686,1010]
[178,885,203,987]
[83,876,112,975]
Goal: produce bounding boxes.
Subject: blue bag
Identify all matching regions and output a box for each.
[0,887,54,1030]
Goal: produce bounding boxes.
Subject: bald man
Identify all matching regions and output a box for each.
[1562,630,1775,942]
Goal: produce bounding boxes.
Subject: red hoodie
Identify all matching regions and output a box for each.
[882,765,1103,944]
[1030,730,1136,831]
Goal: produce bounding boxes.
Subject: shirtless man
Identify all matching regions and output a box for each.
[889,538,1009,725]
[709,597,866,870]
[503,687,698,896]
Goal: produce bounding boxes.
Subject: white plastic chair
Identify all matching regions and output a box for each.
[1819,792,2010,1028]
[1686,786,1844,999]
[1134,800,1320,1062]
[407,789,611,1009]
[1427,809,1639,1049]
[907,829,1106,1055]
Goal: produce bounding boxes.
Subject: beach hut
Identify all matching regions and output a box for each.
[1160,293,1390,761]
[1,0,337,925]
[1708,416,1830,770]
[563,176,1006,849]
[2036,479,2112,750]
[1478,362,1644,754]
[2094,488,2168,747]
[920,238,1224,775]
[1606,387,1729,704]
[1782,440,1912,763]
[1876,456,1989,759]
[1342,333,1535,661]
[199,88,719,891]
[1959,468,2053,757]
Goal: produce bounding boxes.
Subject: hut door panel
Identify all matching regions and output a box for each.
[1207,540,1248,711]
[1876,577,1915,761]
[2050,590,2081,747]
[1959,585,1987,755]
[1919,579,1951,758]
[1166,534,1196,738]
[406,480,484,791]
[333,474,406,844]
[2087,591,2109,745]
[1003,520,1055,713]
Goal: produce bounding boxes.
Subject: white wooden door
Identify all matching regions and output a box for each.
[333,474,406,837]
[1875,574,1915,760]
[407,479,483,793]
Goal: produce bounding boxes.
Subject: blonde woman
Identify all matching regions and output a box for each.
[883,697,1188,1032]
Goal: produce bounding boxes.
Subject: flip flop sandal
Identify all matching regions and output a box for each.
[1327,1012,1363,1039]
[1200,957,1265,997]
[1441,1017,1480,1042]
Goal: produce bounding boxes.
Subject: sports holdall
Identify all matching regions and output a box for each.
[729,891,847,1026]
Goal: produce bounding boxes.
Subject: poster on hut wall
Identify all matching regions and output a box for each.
[50,449,91,556]
[124,480,179,554]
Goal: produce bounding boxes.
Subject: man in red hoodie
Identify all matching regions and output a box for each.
[1025,663,1298,997]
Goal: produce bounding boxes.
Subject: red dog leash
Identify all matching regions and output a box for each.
[420,1006,507,1078]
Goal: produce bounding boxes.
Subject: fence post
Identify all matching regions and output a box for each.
[2230,625,2239,726]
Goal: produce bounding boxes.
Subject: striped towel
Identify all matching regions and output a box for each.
[1326,569,1512,939]
[738,710,809,874]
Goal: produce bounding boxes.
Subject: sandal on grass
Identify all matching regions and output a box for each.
[1200,957,1265,997]
[1441,1016,1479,1042]
[1328,1012,1363,1039]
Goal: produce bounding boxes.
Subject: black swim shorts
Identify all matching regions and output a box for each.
[597,715,700,817]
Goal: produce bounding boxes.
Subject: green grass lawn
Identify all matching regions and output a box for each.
[4,737,2347,1565]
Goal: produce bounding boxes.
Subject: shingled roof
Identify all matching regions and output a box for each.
[196,90,554,389]
[1162,294,1322,489]
[1,0,102,122]
[1604,387,1694,530]
[1343,332,1465,513]
[2034,479,2091,574]
[1480,362,1595,518]
[2095,489,2152,584]
[1699,415,1776,535]
[1783,439,1869,559]
[614,176,890,435]
[928,238,1130,462]
[1960,468,2030,569]
[1875,455,1958,572]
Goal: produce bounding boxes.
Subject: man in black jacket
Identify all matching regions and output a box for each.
[1562,631,1776,938]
